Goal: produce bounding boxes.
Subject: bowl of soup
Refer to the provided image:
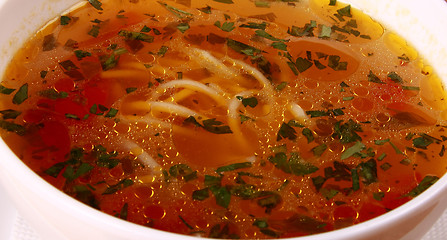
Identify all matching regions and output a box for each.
[0,0,447,239]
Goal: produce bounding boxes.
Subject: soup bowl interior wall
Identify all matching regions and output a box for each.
[0,0,446,239]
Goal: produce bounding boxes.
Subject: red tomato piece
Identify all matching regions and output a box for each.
[38,120,71,155]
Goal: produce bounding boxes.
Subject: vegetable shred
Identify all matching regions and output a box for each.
[1,0,447,238]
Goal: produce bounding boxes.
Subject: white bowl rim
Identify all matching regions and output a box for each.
[0,0,446,239]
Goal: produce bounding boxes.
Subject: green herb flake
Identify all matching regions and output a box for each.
[210,186,231,208]
[74,50,92,60]
[212,0,234,4]
[216,162,252,173]
[0,120,26,135]
[59,60,79,71]
[329,0,337,6]
[295,57,313,73]
[126,87,137,94]
[38,89,68,99]
[359,159,378,184]
[271,41,287,51]
[302,128,314,143]
[402,86,420,91]
[254,1,270,7]
[63,163,94,181]
[413,136,434,149]
[374,138,390,145]
[177,22,190,33]
[222,21,236,32]
[65,113,80,120]
[0,84,15,95]
[178,215,194,230]
[119,203,128,220]
[192,188,210,201]
[240,22,267,30]
[40,70,48,79]
[88,0,103,11]
[94,145,120,169]
[105,108,119,118]
[60,16,71,25]
[227,39,261,56]
[157,1,193,18]
[118,30,154,43]
[288,20,317,37]
[389,141,404,155]
[269,152,318,176]
[44,162,66,178]
[334,119,363,143]
[341,141,365,160]
[255,30,283,42]
[328,55,347,71]
[319,25,332,38]
[88,25,100,37]
[312,176,326,192]
[377,153,387,161]
[312,144,327,157]
[440,145,445,157]
[103,179,134,195]
[306,110,328,118]
[343,96,354,101]
[351,168,360,191]
[184,116,233,134]
[236,96,258,108]
[12,83,28,105]
[277,122,297,141]
[387,72,403,83]
[0,109,21,120]
[100,50,125,71]
[336,5,352,17]
[239,114,253,123]
[253,219,269,229]
[400,158,411,166]
[275,82,288,91]
[380,162,392,171]
[373,192,385,201]
[198,6,212,14]
[405,175,439,197]
[320,187,339,200]
[368,70,384,84]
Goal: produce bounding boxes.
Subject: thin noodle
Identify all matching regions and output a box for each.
[123,140,160,169]
[148,101,203,119]
[152,79,228,106]
[188,48,238,80]
[289,102,309,125]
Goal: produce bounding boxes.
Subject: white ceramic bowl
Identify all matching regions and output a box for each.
[0,0,447,239]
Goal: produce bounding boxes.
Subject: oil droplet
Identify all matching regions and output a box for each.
[150,64,167,78]
[134,186,154,199]
[304,79,319,89]
[114,122,131,134]
[297,100,313,110]
[354,86,369,97]
[109,167,124,178]
[181,183,199,196]
[352,97,374,112]
[376,112,390,123]
[143,205,166,219]
[329,142,344,153]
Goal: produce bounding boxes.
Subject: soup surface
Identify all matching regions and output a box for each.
[1,0,447,238]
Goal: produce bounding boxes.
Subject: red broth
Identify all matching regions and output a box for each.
[1,0,447,238]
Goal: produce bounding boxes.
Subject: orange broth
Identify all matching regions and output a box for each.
[1,0,447,238]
